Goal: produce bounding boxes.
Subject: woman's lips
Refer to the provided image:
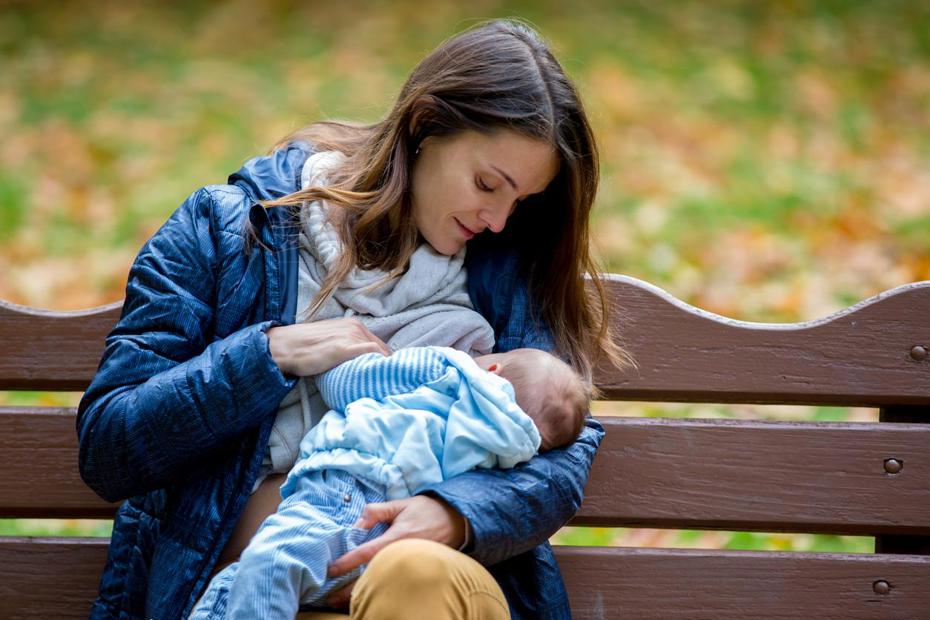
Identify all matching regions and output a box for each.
[454,218,476,239]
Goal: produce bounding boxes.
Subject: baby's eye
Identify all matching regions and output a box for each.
[475,177,493,192]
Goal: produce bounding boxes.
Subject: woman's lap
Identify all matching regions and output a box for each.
[300,538,510,619]
[200,538,506,619]
[349,539,509,620]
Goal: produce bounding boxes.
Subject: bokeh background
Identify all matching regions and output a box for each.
[2,0,929,553]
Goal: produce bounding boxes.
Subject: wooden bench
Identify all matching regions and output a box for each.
[2,275,929,619]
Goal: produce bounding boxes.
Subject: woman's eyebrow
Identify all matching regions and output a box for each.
[490,165,519,191]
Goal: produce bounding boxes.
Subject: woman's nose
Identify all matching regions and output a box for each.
[477,202,510,233]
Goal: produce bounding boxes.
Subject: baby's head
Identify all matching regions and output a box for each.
[475,348,589,451]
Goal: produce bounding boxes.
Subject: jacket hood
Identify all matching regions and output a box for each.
[227,141,313,203]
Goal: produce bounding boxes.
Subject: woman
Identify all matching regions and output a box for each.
[77,19,625,620]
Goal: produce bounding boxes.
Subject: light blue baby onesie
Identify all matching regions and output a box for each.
[190,346,541,620]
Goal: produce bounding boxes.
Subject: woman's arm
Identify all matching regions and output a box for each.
[420,418,603,566]
[429,241,605,565]
[76,188,296,503]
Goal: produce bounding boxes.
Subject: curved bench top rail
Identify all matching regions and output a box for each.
[2,278,930,405]
[0,300,122,391]
[5,408,930,536]
[595,277,930,406]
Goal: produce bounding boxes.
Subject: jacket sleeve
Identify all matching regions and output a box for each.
[76,188,296,503]
[421,418,603,566]
[422,245,605,566]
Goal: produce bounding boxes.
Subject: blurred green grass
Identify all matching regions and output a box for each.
[2,0,928,552]
[0,519,112,538]
[551,527,874,553]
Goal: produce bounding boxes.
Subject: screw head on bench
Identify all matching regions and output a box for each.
[910,345,927,361]
[872,580,891,595]
[883,458,903,474]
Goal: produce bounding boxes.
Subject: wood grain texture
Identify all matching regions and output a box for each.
[572,417,930,535]
[0,299,122,391]
[595,277,930,406]
[3,538,928,620]
[0,537,107,620]
[556,546,930,620]
[0,408,119,518]
[6,409,930,537]
[4,282,930,617]
[3,279,930,406]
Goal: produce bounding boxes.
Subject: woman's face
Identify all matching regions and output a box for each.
[410,129,559,256]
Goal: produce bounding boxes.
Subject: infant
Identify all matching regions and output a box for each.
[190,345,588,620]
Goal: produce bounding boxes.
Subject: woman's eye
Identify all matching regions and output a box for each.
[476,177,493,192]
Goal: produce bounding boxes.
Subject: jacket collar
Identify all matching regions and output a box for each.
[234,141,315,326]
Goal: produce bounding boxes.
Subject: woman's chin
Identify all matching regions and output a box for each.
[424,237,464,256]
[436,245,464,256]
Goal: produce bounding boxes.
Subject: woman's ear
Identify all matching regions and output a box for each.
[407,95,437,143]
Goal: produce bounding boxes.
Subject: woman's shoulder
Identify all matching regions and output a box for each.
[228,140,315,203]
[167,141,317,239]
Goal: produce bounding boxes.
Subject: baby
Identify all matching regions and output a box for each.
[191,345,589,620]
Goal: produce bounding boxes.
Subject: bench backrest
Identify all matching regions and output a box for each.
[2,276,929,619]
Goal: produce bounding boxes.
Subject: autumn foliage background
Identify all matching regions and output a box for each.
[2,1,928,550]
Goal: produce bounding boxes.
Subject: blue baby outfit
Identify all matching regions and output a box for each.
[191,347,541,619]
[291,346,541,498]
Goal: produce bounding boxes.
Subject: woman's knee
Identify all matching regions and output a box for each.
[366,539,456,588]
[351,539,510,619]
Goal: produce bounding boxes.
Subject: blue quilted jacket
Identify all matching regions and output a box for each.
[76,142,604,620]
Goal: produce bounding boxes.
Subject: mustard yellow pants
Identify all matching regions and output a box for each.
[297,539,510,620]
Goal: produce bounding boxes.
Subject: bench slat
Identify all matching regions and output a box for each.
[0,537,106,620]
[4,409,930,536]
[2,538,928,619]
[557,545,930,619]
[574,417,930,535]
[0,408,119,518]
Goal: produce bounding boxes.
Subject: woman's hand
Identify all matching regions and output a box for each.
[267,318,391,377]
[323,495,468,609]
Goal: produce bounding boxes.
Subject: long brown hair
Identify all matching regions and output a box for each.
[260,18,631,379]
